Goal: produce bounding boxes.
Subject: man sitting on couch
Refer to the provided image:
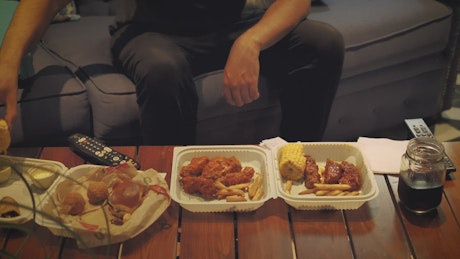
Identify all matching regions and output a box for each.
[0,0,344,145]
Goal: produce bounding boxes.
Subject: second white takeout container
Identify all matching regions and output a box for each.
[171,143,379,212]
[0,155,68,224]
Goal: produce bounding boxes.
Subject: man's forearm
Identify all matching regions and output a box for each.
[0,0,71,71]
[241,0,311,51]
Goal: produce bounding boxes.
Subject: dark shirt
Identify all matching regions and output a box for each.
[112,0,271,35]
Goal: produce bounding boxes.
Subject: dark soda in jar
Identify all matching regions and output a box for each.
[397,175,443,213]
[398,137,446,214]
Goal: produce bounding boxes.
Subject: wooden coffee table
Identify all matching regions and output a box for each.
[1,143,460,258]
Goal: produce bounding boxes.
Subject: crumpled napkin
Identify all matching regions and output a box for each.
[357,137,409,174]
[259,136,288,151]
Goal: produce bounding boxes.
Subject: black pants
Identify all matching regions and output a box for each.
[111,18,344,145]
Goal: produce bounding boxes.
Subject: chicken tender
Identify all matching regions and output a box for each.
[201,156,242,180]
[323,159,342,184]
[338,161,361,191]
[180,156,209,177]
[180,176,218,199]
[222,166,255,186]
[304,155,321,189]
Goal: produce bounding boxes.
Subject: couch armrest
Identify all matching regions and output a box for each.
[438,0,460,110]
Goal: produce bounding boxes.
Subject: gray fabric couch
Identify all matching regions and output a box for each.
[2,0,458,146]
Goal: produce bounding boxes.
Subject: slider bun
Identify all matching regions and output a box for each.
[108,180,145,217]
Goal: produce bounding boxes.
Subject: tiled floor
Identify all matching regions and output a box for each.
[434,74,460,142]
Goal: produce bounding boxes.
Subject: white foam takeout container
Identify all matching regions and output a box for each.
[0,155,68,224]
[171,143,379,212]
[171,145,274,213]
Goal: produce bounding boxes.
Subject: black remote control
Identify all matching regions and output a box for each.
[404,118,456,175]
[68,133,141,169]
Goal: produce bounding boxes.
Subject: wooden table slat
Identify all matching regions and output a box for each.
[121,146,179,259]
[345,175,413,258]
[237,199,293,259]
[180,210,235,259]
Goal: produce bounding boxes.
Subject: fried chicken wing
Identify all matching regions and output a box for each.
[180,176,217,199]
[338,161,361,190]
[180,156,209,177]
[222,166,255,186]
[323,159,343,184]
[304,155,321,189]
[201,156,242,180]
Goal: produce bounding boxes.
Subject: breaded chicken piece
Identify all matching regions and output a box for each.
[201,156,242,180]
[323,159,342,184]
[180,176,217,199]
[180,156,209,177]
[222,166,255,186]
[304,155,321,189]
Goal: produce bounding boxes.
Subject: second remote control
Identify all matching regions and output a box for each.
[68,133,141,169]
[404,118,456,175]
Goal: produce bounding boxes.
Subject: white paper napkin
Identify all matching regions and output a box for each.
[260,136,288,151]
[357,137,409,174]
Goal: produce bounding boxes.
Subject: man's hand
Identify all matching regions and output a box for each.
[222,0,310,107]
[223,36,261,107]
[0,65,18,130]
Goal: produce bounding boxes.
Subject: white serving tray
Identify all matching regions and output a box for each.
[171,142,379,212]
[0,155,68,224]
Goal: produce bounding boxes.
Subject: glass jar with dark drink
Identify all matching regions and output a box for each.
[397,137,446,214]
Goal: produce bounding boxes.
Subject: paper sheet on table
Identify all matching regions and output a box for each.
[357,137,408,174]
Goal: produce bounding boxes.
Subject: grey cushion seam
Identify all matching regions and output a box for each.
[345,14,451,51]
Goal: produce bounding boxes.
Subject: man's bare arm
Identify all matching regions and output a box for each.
[0,0,71,127]
[223,0,311,107]
[243,0,310,52]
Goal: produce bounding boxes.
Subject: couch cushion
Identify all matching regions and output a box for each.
[310,0,452,78]
[41,16,141,144]
[0,44,91,146]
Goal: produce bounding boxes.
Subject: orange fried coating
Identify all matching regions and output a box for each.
[180,176,218,199]
[323,159,342,184]
[201,156,242,180]
[338,161,361,191]
[222,166,255,186]
[304,155,321,189]
[180,156,209,177]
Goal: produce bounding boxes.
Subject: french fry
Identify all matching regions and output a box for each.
[326,190,343,196]
[226,195,247,202]
[248,174,262,199]
[313,183,352,191]
[227,183,249,190]
[298,188,317,195]
[217,188,245,197]
[346,191,360,196]
[252,185,264,201]
[285,180,292,194]
[215,181,227,190]
[315,190,330,196]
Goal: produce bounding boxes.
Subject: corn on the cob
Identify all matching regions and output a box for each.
[0,120,11,154]
[278,143,306,181]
